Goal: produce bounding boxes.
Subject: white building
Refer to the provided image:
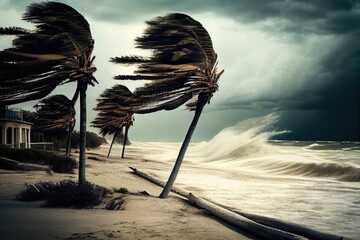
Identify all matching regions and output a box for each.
[0,107,32,148]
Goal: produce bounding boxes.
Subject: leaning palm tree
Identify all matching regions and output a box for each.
[92,85,134,159]
[34,95,76,156]
[111,13,224,198]
[0,2,97,184]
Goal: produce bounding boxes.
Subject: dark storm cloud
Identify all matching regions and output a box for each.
[83,0,356,35]
[222,0,360,35]
[278,36,360,140]
[219,34,360,112]
[3,0,359,34]
[289,35,358,111]
[71,0,359,35]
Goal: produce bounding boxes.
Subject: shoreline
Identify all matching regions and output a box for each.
[0,145,252,240]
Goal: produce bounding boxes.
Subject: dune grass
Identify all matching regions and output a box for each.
[16,180,112,209]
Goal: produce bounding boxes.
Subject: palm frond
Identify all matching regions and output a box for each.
[34,94,75,132]
[92,85,134,136]
[23,1,92,55]
[0,1,96,105]
[114,75,161,80]
[111,13,223,113]
[0,27,30,35]
[110,55,149,64]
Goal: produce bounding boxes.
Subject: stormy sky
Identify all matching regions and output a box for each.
[1,0,359,141]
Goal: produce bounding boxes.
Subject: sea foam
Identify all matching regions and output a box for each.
[187,113,360,182]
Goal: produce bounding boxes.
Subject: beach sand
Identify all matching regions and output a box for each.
[0,145,252,240]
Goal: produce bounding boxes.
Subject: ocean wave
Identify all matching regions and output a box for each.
[188,113,360,182]
[189,113,286,161]
[306,142,360,151]
[239,160,360,182]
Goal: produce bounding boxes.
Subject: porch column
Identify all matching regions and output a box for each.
[11,127,14,146]
[27,128,31,149]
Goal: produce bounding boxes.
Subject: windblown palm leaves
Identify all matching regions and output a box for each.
[111,13,224,113]
[34,95,75,156]
[112,13,224,198]
[0,1,97,184]
[35,95,75,131]
[92,85,134,158]
[0,1,97,105]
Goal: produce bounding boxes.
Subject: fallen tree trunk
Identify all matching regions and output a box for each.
[129,167,344,240]
[218,206,343,240]
[187,193,305,240]
[0,157,50,171]
[130,167,304,239]
[130,167,305,240]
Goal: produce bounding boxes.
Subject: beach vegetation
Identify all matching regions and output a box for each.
[0,1,97,184]
[70,131,107,149]
[0,145,77,173]
[92,85,134,158]
[110,13,224,198]
[16,180,111,209]
[34,95,76,157]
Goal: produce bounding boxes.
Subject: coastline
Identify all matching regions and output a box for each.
[0,145,252,240]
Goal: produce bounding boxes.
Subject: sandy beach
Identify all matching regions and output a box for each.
[0,145,252,240]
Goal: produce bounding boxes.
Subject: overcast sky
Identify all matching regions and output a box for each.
[1,0,359,141]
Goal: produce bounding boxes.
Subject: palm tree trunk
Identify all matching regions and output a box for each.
[107,130,118,158]
[121,125,130,159]
[65,123,74,157]
[78,81,87,185]
[159,94,207,198]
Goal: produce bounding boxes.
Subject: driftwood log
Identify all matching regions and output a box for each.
[187,192,305,240]
[129,167,344,240]
[218,205,343,240]
[0,156,50,171]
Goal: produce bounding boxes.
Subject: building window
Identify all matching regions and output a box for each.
[6,127,12,145]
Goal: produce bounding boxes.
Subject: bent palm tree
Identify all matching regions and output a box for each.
[0,2,97,184]
[92,85,134,159]
[111,13,224,198]
[34,95,76,156]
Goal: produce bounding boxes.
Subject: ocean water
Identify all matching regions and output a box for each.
[131,114,360,239]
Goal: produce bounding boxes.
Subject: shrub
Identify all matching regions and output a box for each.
[30,149,57,165]
[86,131,107,148]
[51,156,77,173]
[71,131,107,149]
[0,145,37,163]
[0,145,77,173]
[17,180,111,209]
[45,180,111,208]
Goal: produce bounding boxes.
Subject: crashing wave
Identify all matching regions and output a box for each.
[187,113,360,182]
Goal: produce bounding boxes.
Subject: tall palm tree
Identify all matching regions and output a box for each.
[34,94,76,156]
[92,85,134,159]
[0,2,97,184]
[111,13,224,198]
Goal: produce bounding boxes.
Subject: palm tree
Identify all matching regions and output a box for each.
[92,85,134,159]
[34,95,76,156]
[0,2,97,184]
[111,13,224,198]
